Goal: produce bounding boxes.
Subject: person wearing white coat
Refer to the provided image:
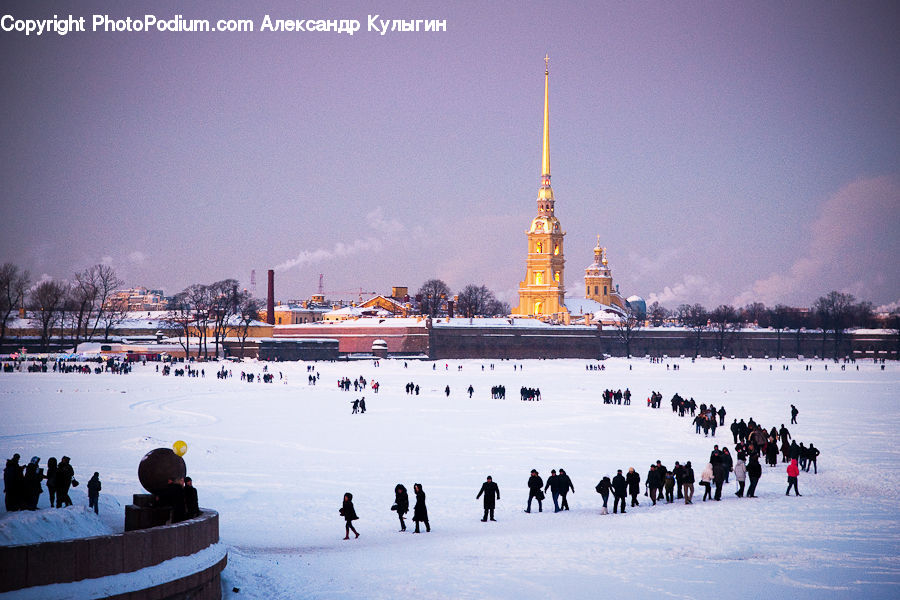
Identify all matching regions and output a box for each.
[700,463,713,501]
[733,459,747,497]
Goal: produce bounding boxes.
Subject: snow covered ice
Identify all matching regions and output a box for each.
[1,358,898,599]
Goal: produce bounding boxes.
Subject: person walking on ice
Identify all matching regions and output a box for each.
[786,459,802,496]
[413,483,430,532]
[340,492,360,539]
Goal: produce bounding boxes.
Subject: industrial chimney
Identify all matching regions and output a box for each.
[266,269,275,325]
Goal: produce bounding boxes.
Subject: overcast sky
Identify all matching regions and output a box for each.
[1,0,898,310]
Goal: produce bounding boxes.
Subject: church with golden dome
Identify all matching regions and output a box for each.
[512,57,627,323]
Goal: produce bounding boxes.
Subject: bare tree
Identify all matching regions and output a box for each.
[647,301,669,327]
[740,302,767,326]
[184,284,213,358]
[677,303,708,357]
[613,304,643,357]
[29,279,68,351]
[709,304,739,357]
[813,291,857,360]
[487,298,511,317]
[0,263,30,348]
[231,291,263,359]
[768,304,793,358]
[70,266,101,345]
[88,265,125,341]
[98,294,129,341]
[165,292,193,357]
[416,279,451,317]
[209,279,238,358]
[785,309,810,357]
[456,284,507,318]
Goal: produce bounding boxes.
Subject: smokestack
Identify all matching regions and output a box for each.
[267,269,275,325]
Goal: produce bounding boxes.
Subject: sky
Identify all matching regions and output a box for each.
[1,0,898,310]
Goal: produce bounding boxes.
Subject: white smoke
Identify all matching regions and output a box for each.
[274,237,384,272]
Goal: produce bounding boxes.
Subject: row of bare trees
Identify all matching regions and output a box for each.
[630,293,877,359]
[415,279,510,318]
[0,262,128,351]
[165,280,263,359]
[0,262,266,357]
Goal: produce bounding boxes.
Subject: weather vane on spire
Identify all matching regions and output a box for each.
[544,53,550,73]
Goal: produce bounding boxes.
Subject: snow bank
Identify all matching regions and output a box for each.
[0,505,116,546]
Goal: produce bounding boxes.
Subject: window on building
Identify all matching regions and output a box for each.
[534,301,543,315]
[594,286,598,295]
[554,271,560,282]
[536,242,543,253]
[604,286,607,295]
[554,244,560,255]
[535,271,544,285]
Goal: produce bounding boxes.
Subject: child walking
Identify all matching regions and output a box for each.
[340,492,360,539]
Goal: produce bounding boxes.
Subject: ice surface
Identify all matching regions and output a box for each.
[1,358,898,599]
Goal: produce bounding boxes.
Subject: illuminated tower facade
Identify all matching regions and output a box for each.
[584,236,625,309]
[513,56,567,318]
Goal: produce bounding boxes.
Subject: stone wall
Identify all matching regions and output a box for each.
[0,509,224,599]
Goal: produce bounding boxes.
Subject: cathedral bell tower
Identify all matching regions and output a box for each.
[513,56,568,318]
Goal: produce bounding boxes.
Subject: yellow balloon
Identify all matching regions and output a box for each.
[173,440,188,457]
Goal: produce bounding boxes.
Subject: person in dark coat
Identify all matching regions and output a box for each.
[544,469,561,512]
[673,461,685,499]
[712,461,727,500]
[791,404,798,424]
[24,457,43,510]
[412,483,430,532]
[341,492,360,539]
[806,444,820,474]
[625,467,641,507]
[54,456,75,508]
[393,483,409,531]
[646,464,660,505]
[526,469,543,513]
[595,476,612,514]
[746,454,762,497]
[476,475,500,521]
[155,477,186,522]
[4,454,24,511]
[611,469,627,514]
[558,468,574,511]
[682,461,695,504]
[87,472,101,514]
[45,457,57,508]
[722,448,734,483]
[183,476,199,518]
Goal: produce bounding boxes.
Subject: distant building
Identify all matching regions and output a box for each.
[106,287,171,312]
[582,238,626,311]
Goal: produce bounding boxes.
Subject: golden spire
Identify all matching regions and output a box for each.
[537,54,554,213]
[541,54,551,180]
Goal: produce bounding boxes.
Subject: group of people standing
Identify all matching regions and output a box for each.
[3,454,101,514]
[602,389,631,405]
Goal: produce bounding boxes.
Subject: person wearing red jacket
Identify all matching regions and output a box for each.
[786,459,802,496]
